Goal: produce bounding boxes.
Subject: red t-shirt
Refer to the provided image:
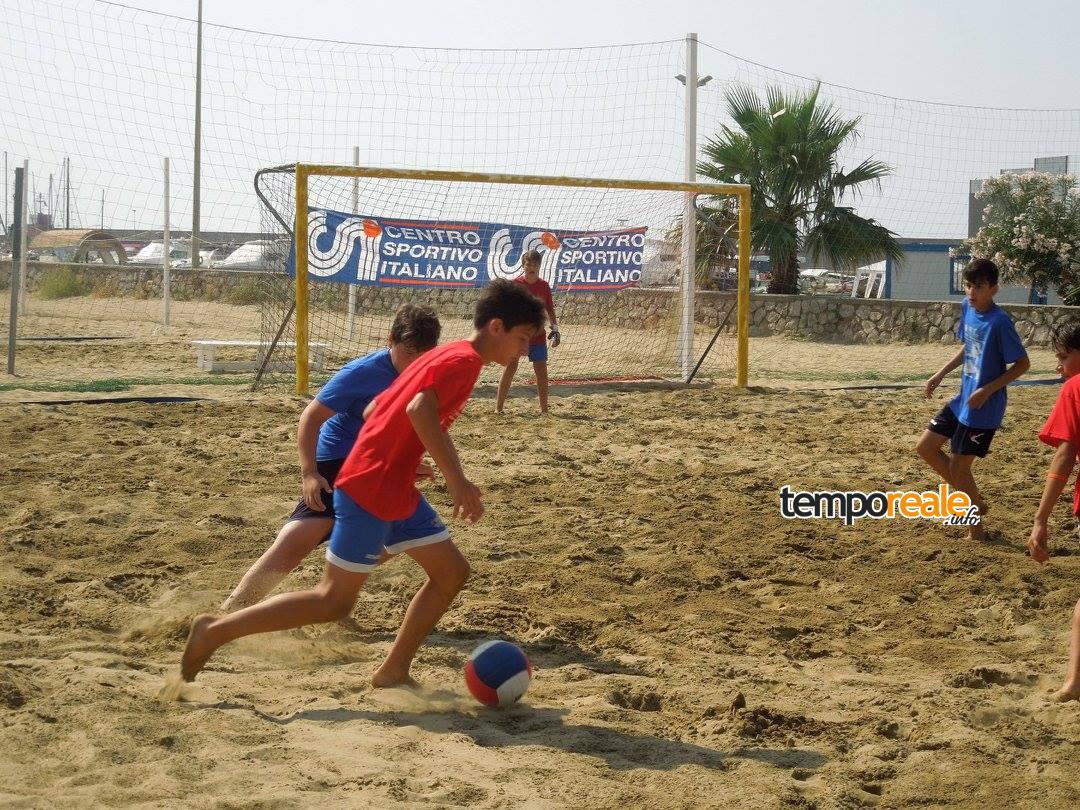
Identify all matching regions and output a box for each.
[515,276,555,345]
[335,340,483,520]
[1038,374,1080,515]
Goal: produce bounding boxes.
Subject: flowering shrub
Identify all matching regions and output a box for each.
[955,172,1080,303]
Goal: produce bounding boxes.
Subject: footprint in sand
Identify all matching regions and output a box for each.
[369,684,474,713]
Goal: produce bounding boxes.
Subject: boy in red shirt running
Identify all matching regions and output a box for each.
[181,280,546,686]
[496,249,559,414]
[1028,317,1080,702]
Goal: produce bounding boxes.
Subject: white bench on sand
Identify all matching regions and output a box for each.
[192,339,329,373]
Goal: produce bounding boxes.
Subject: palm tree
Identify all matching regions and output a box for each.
[664,199,739,290]
[698,83,903,294]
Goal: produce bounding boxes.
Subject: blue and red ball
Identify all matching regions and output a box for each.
[463,640,532,707]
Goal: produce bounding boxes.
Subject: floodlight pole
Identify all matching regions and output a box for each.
[191,0,203,267]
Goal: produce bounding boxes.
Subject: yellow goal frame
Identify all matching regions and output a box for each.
[293,164,750,394]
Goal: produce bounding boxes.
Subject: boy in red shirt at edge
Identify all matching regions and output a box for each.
[1028,317,1080,702]
[181,279,546,686]
[496,249,559,414]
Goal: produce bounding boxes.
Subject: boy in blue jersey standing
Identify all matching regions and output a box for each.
[222,304,441,610]
[917,258,1030,541]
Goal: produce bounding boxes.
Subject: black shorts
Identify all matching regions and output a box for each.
[286,457,346,525]
[927,405,996,458]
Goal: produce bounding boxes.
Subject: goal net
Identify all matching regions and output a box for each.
[254,165,750,393]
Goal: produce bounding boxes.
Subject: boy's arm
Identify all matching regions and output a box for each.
[1030,440,1076,564]
[924,347,965,398]
[298,399,337,510]
[406,388,483,523]
[546,291,560,346]
[967,354,1030,409]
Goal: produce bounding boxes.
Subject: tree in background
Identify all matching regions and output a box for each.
[697,84,902,294]
[664,199,740,291]
[959,172,1080,304]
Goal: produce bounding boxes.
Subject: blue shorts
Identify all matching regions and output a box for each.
[927,405,996,458]
[527,343,548,363]
[285,457,345,524]
[326,489,450,573]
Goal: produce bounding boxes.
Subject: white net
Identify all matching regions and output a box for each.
[1,0,1078,391]
[255,168,744,387]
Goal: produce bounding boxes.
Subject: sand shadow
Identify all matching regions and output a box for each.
[281,626,653,679]
[470,378,712,401]
[199,699,828,773]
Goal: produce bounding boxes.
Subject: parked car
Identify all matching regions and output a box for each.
[121,241,148,258]
[798,268,853,295]
[211,240,288,271]
[129,241,193,266]
[171,248,216,269]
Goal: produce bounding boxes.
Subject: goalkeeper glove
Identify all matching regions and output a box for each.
[548,327,561,348]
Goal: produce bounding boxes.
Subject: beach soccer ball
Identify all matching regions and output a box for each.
[463,640,532,707]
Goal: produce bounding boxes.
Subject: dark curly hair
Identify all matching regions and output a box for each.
[1051,317,1080,354]
[473,278,546,333]
[389,304,441,351]
[963,258,999,286]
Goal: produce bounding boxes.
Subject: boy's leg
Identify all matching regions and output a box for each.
[916,429,953,484]
[947,453,987,540]
[496,358,519,413]
[534,360,549,414]
[222,517,332,611]
[372,540,470,688]
[1054,597,1080,702]
[182,561,368,681]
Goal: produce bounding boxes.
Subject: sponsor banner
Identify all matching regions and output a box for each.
[287,208,646,291]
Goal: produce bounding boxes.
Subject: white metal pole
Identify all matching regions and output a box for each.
[18,161,28,318]
[191,0,203,267]
[347,145,359,344]
[163,157,171,326]
[6,164,24,375]
[678,32,699,381]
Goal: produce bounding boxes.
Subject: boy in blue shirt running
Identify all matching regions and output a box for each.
[917,258,1030,541]
[222,304,441,610]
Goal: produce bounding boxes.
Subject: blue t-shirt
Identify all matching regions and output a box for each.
[948,300,1027,429]
[314,348,398,461]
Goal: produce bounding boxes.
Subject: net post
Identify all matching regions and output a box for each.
[295,164,310,395]
[6,164,25,376]
[678,32,699,382]
[736,186,751,388]
[162,156,171,327]
[17,161,27,317]
[346,146,358,343]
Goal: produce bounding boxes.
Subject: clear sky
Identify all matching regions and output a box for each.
[147,0,1080,109]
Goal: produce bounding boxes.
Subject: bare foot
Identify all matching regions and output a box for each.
[968,523,988,542]
[371,668,420,689]
[1052,683,1080,702]
[180,614,218,682]
[974,500,990,517]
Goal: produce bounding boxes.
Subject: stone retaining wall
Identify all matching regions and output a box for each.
[3,262,1075,347]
